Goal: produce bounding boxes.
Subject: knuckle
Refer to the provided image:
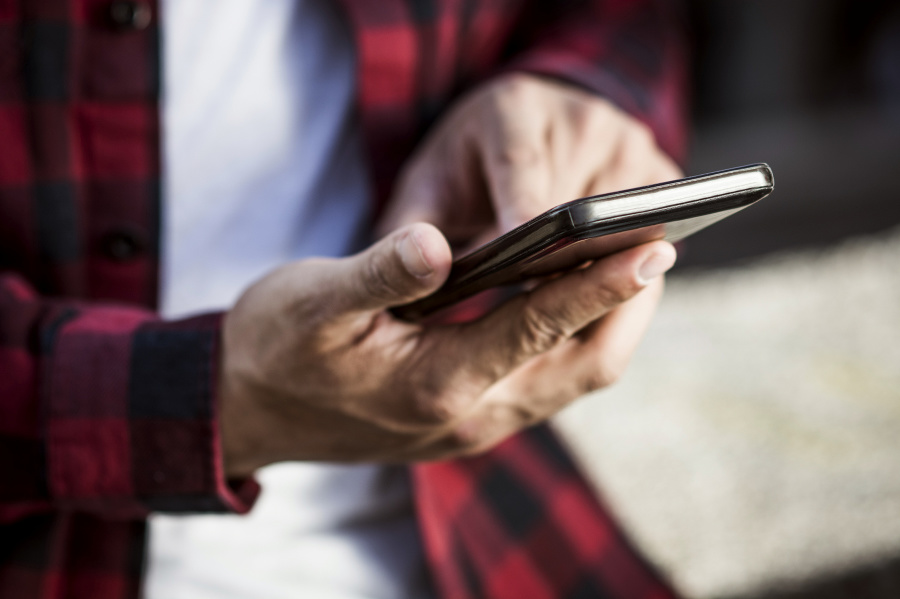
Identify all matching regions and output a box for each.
[591,280,637,307]
[495,142,543,169]
[410,388,467,426]
[446,424,484,454]
[577,354,628,395]
[360,249,404,302]
[568,92,605,120]
[497,74,538,101]
[519,304,569,355]
[600,358,626,386]
[444,403,530,457]
[625,121,656,150]
[578,364,620,395]
[581,105,610,133]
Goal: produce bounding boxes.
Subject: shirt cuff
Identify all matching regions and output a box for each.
[43,307,259,517]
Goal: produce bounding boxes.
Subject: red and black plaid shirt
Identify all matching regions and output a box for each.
[0,1,687,597]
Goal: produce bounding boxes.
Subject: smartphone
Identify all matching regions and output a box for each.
[393,163,774,320]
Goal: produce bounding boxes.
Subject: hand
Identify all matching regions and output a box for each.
[378,74,682,245]
[219,224,675,477]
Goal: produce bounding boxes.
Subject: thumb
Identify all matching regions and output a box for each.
[340,223,453,312]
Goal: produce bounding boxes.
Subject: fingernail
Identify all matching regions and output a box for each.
[638,249,676,284]
[399,230,434,278]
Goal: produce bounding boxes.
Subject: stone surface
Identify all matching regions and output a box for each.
[554,227,900,599]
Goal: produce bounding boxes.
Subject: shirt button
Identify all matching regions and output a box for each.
[102,229,145,262]
[108,1,152,31]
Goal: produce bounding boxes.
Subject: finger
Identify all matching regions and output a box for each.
[588,125,681,196]
[547,98,623,204]
[377,164,445,237]
[481,95,553,232]
[652,151,683,184]
[459,240,677,386]
[623,147,682,190]
[378,135,495,244]
[336,223,453,312]
[415,277,667,459]
[521,276,665,405]
[491,276,664,424]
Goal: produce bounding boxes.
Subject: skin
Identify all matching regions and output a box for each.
[378,74,682,245]
[219,74,682,478]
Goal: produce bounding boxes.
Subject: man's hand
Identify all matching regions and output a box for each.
[378,73,682,245]
[219,224,675,477]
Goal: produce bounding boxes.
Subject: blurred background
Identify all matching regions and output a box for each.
[684,0,900,266]
[555,1,900,598]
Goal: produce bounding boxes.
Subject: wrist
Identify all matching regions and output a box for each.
[218,371,270,479]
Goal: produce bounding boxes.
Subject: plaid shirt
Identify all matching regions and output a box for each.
[0,0,686,597]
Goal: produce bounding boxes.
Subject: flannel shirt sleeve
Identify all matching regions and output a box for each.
[506,0,689,163]
[0,272,259,523]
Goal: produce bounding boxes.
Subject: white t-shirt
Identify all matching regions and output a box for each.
[146,1,433,597]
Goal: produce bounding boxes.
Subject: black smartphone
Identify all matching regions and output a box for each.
[393,163,774,320]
